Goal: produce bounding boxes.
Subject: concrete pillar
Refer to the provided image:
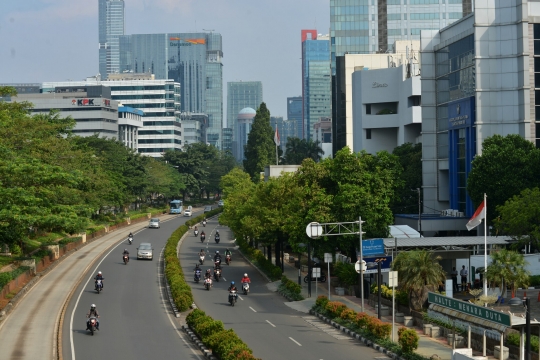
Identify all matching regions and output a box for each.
[468,325,471,348]
[483,330,486,357]
[500,332,504,360]
[521,327,525,360]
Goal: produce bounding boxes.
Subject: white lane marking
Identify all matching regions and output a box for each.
[222,277,227,281]
[69,237,128,360]
[157,248,204,359]
[265,320,276,327]
[238,295,244,301]
[289,337,302,346]
[249,306,257,313]
[302,316,350,340]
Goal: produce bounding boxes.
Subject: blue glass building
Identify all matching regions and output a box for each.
[98,0,125,78]
[287,96,302,139]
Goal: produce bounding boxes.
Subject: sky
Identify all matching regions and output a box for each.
[0,0,330,119]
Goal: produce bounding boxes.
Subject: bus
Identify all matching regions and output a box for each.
[169,200,183,214]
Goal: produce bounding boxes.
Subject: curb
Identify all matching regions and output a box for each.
[235,249,272,283]
[182,324,218,360]
[310,309,407,360]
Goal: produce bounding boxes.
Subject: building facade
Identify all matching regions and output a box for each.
[221,127,233,155]
[234,107,256,161]
[43,77,182,157]
[227,81,263,138]
[312,116,333,159]
[118,32,223,148]
[333,40,420,154]
[420,0,538,218]
[180,112,208,146]
[271,116,301,156]
[302,30,332,140]
[98,0,124,78]
[287,96,302,139]
[352,64,421,154]
[118,106,144,150]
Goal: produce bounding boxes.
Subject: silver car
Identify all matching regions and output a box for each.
[148,218,160,229]
[137,243,154,260]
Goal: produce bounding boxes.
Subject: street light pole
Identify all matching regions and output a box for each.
[417,188,422,236]
[526,297,531,360]
[359,216,365,313]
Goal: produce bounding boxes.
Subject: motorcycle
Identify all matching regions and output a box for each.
[225,254,231,265]
[200,234,206,243]
[202,220,207,227]
[214,259,221,268]
[194,230,199,237]
[215,234,220,244]
[204,277,212,290]
[123,254,129,265]
[128,235,133,245]
[194,270,202,283]
[303,269,327,283]
[95,279,103,294]
[242,282,250,295]
[214,268,222,282]
[86,316,98,335]
[199,255,205,265]
[229,290,238,306]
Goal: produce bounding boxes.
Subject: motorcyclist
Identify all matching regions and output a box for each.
[95,271,104,288]
[214,250,221,263]
[86,304,100,330]
[241,273,251,285]
[122,249,129,263]
[194,263,201,271]
[228,281,238,292]
[199,249,206,257]
[128,232,133,238]
[205,269,212,279]
[225,248,232,257]
[201,231,206,239]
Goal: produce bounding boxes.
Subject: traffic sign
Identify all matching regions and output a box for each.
[355,260,367,273]
[312,268,321,278]
[362,239,384,256]
[306,222,323,238]
[363,256,393,273]
[389,271,398,287]
[324,253,333,263]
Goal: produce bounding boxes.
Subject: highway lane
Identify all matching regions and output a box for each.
[62,212,204,360]
[180,216,384,360]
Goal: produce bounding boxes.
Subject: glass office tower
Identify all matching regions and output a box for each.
[98,0,124,78]
[302,31,331,140]
[119,32,224,148]
[227,81,263,141]
[287,96,302,139]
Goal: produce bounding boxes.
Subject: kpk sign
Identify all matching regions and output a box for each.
[71,99,111,107]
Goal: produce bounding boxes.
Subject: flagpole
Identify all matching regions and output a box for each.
[483,193,488,297]
[276,142,278,165]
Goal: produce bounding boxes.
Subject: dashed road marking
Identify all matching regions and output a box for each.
[266,320,276,327]
[302,316,350,340]
[289,337,302,346]
[249,306,257,313]
[238,295,244,301]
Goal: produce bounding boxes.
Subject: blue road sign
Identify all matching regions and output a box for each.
[363,255,393,274]
[362,239,384,256]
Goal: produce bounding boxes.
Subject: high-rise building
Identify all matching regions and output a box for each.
[330,0,466,74]
[221,128,233,155]
[302,30,331,140]
[117,31,224,148]
[234,108,256,161]
[98,0,125,78]
[270,116,296,155]
[227,81,263,135]
[287,96,302,139]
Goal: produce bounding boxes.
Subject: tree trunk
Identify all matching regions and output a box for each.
[275,239,281,269]
[267,245,272,263]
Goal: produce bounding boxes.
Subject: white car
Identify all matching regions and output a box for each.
[148,218,160,229]
[183,209,192,217]
[218,200,224,207]
[137,243,154,260]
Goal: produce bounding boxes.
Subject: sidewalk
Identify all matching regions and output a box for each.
[279,260,458,360]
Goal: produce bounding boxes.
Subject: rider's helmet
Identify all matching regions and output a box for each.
[244,273,248,277]
[206,269,211,273]
[216,250,219,254]
[201,249,204,252]
[195,264,200,268]
[216,230,219,233]
[98,271,102,275]
[231,281,235,286]
[91,304,96,309]
[124,249,127,252]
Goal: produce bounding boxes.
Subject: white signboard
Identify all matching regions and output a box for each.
[355,260,367,273]
[388,271,398,288]
[312,268,321,278]
[324,253,333,263]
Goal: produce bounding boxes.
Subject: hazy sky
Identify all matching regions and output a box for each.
[0,0,330,118]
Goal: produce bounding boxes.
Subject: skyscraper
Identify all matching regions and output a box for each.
[118,32,224,148]
[287,96,302,139]
[227,81,263,141]
[302,30,331,140]
[98,0,125,78]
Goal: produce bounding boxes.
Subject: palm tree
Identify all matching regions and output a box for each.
[284,137,304,165]
[303,139,324,162]
[485,249,529,299]
[392,250,447,310]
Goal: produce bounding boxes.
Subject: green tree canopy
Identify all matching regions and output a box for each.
[243,102,275,181]
[485,249,529,298]
[283,137,324,165]
[390,142,422,215]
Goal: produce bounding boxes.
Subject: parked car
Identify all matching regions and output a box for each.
[148,218,160,229]
[204,206,213,213]
[217,200,224,207]
[183,208,192,217]
[137,243,154,260]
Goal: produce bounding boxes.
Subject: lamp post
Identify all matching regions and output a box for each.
[416,188,422,236]
[510,296,531,360]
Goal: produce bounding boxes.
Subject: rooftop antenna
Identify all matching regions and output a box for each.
[202,29,215,33]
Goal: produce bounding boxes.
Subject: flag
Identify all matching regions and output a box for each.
[466,200,485,231]
[274,127,280,147]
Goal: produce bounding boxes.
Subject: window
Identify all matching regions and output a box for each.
[408,95,421,107]
[387,14,401,20]
[366,104,371,114]
[366,129,372,139]
[388,29,401,36]
[448,12,463,19]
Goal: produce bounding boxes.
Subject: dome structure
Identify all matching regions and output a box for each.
[238,107,256,121]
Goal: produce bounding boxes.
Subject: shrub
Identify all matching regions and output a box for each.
[355,312,370,329]
[186,309,206,327]
[325,301,347,317]
[278,275,304,301]
[340,308,356,322]
[315,295,329,309]
[398,327,419,353]
[333,261,358,287]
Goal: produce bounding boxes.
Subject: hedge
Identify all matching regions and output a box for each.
[186,308,260,360]
[235,238,282,281]
[371,283,409,306]
[0,266,31,289]
[312,295,429,360]
[277,275,304,301]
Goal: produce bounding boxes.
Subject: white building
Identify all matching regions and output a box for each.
[312,117,332,159]
[118,106,143,150]
[234,107,256,161]
[420,0,539,220]
[352,63,421,154]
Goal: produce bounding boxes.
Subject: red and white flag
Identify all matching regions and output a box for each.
[466,200,485,231]
[274,127,280,147]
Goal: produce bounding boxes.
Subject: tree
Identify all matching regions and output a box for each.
[485,249,529,298]
[391,143,422,215]
[392,250,447,310]
[495,188,540,252]
[467,135,540,223]
[243,103,274,182]
[283,137,324,165]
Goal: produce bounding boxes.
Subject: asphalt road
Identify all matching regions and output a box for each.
[179,216,384,360]
[62,212,204,360]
